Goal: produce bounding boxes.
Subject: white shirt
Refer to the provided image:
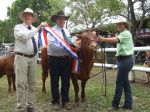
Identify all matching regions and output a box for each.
[14,23,38,55]
[47,25,71,56]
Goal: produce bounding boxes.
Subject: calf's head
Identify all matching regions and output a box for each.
[76,30,97,51]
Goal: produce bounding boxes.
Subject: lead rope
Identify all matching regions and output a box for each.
[100,42,108,101]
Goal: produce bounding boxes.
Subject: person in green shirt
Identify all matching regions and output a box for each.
[98,16,134,111]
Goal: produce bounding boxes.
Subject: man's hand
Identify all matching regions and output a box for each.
[41,22,49,27]
[37,22,48,31]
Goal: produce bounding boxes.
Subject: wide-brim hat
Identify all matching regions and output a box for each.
[51,10,70,22]
[19,8,37,22]
[113,16,128,24]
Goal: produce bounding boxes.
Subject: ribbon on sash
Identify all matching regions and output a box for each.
[39,26,80,73]
[38,29,48,46]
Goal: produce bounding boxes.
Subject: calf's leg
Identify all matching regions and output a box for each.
[145,73,150,84]
[42,71,48,93]
[7,75,12,93]
[148,74,150,83]
[81,80,87,102]
[12,74,16,91]
[71,76,79,105]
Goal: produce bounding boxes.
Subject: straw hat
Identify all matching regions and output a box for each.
[113,16,128,24]
[51,10,70,22]
[19,8,37,22]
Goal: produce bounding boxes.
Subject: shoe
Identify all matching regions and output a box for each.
[16,110,26,112]
[129,80,135,83]
[27,107,35,112]
[107,106,119,111]
[51,104,60,111]
[121,105,132,110]
[144,80,149,84]
[62,102,72,110]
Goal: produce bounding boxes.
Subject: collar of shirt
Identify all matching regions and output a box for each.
[120,28,127,33]
[53,25,64,38]
[54,24,64,31]
[54,25,69,35]
[52,24,71,39]
[23,23,33,29]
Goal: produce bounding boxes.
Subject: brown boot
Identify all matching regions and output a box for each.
[107,106,119,112]
[27,107,35,112]
[62,102,72,110]
[51,104,60,111]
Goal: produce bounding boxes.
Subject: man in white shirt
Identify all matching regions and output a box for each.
[14,8,47,112]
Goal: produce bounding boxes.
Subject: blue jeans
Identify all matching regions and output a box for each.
[48,56,71,104]
[112,56,133,108]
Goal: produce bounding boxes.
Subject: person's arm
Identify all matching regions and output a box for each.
[97,36,119,43]
[14,22,48,42]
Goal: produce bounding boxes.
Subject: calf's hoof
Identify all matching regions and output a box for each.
[8,90,14,95]
[81,98,85,102]
[42,88,46,94]
[73,102,79,108]
[13,87,16,91]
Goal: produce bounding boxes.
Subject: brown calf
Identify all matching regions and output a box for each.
[0,55,16,92]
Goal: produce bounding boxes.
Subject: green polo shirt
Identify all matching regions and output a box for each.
[116,29,134,56]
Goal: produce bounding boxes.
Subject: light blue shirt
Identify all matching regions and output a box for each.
[47,25,71,56]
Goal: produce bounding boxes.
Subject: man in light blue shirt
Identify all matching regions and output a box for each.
[47,24,71,56]
[47,10,72,111]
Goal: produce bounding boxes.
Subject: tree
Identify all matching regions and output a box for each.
[49,0,68,15]
[67,0,125,31]
[0,21,3,43]
[125,0,150,42]
[0,20,14,43]
[0,0,68,43]
[7,0,52,27]
[0,0,52,43]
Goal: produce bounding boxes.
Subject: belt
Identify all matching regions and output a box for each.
[15,52,36,58]
[49,55,69,59]
[117,55,132,61]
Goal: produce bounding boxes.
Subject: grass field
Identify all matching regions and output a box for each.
[0,65,150,112]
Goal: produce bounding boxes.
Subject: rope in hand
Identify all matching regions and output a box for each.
[100,42,108,101]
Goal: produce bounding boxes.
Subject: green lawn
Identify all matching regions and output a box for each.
[0,65,150,112]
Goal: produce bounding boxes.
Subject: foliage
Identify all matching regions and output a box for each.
[0,0,67,43]
[100,23,117,34]
[0,0,51,43]
[147,21,150,28]
[0,20,14,43]
[67,0,126,31]
[7,0,52,25]
[49,0,68,15]
[1,0,149,43]
[124,0,150,41]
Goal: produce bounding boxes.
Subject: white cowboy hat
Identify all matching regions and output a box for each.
[19,8,37,22]
[113,16,128,24]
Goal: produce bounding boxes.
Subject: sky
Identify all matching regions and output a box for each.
[0,0,15,21]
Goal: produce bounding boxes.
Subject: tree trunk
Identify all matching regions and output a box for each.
[128,0,137,43]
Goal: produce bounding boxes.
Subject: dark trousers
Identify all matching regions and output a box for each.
[112,56,133,108]
[48,56,71,104]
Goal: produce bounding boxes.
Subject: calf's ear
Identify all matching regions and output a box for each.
[75,34,82,39]
[92,31,96,36]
